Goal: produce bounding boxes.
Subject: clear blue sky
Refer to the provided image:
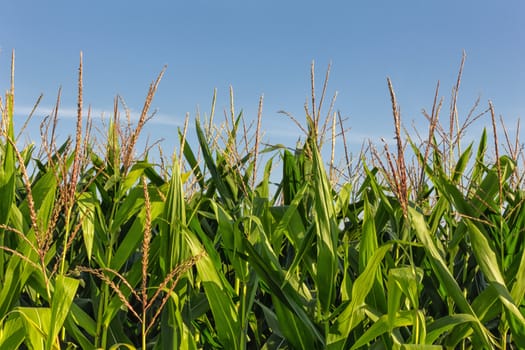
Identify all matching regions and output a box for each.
[1,1,524,156]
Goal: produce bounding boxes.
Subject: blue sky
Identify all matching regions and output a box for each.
[1,1,524,156]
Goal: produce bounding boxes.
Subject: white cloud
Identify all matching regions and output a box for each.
[12,104,183,127]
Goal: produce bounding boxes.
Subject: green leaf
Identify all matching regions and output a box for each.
[108,186,144,234]
[328,244,392,350]
[119,161,151,196]
[111,199,163,271]
[179,129,204,189]
[186,230,241,350]
[78,192,96,261]
[511,237,525,306]
[466,219,525,344]
[273,296,317,349]
[108,343,136,350]
[350,311,414,349]
[65,303,97,349]
[408,208,494,348]
[23,170,57,235]
[46,276,80,350]
[0,249,39,316]
[16,307,53,349]
[239,232,324,346]
[0,92,16,230]
[159,154,187,273]
[0,314,24,349]
[311,138,339,314]
[195,117,234,207]
[452,143,472,183]
[426,314,478,344]
[359,194,378,273]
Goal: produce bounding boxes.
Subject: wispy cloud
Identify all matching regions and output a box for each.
[12,104,183,127]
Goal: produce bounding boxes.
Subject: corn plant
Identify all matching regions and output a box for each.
[0,52,524,349]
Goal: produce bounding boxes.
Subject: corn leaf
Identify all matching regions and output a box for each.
[328,244,392,350]
[46,275,80,350]
[408,207,494,348]
[0,314,24,349]
[466,219,525,345]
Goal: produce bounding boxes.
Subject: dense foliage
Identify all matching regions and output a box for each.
[0,55,524,349]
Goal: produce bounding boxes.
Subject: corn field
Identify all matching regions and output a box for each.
[0,53,524,349]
